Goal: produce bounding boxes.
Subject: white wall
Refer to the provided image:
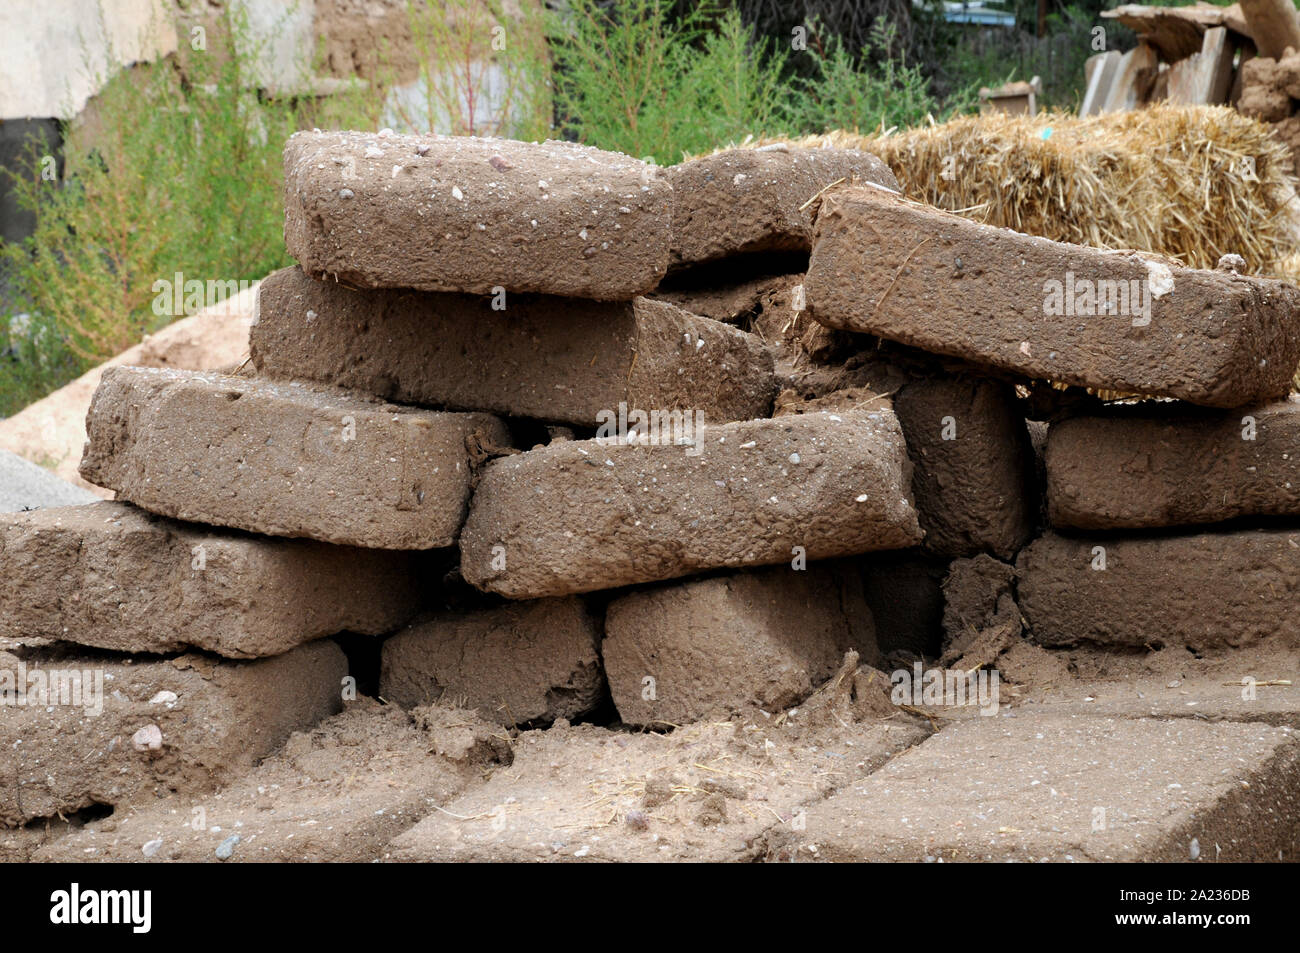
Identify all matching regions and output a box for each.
[0,0,177,120]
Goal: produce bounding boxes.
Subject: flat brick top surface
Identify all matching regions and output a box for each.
[807,185,1300,408]
[283,131,671,299]
[668,146,899,266]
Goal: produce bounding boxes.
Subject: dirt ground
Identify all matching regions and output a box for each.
[6,639,1296,863]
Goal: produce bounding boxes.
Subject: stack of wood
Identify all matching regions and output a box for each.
[1087,1,1300,169]
[979,77,1043,117]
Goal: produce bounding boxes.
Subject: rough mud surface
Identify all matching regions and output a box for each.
[380,597,606,727]
[0,501,424,658]
[603,564,878,726]
[807,185,1300,408]
[668,147,898,268]
[5,638,1296,862]
[459,410,923,599]
[283,131,671,299]
[81,367,510,549]
[1046,396,1300,529]
[0,641,346,828]
[30,701,502,862]
[893,375,1038,558]
[1018,529,1300,652]
[253,266,776,427]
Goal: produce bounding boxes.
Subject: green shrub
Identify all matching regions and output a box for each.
[548,0,767,163]
[0,310,83,419]
[548,3,954,163]
[681,10,792,154]
[2,7,300,386]
[788,18,953,135]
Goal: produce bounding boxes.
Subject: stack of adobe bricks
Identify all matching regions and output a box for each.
[3,128,1299,830]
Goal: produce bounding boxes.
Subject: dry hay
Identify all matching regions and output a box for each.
[719,105,1300,282]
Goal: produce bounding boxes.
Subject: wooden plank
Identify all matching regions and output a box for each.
[1080,50,1122,115]
[979,77,1041,117]
[1229,47,1254,105]
[1151,63,1171,103]
[1166,27,1235,104]
[1101,43,1159,113]
[1101,3,1229,61]
[1084,51,1105,87]
[1203,26,1236,103]
[1085,53,1098,86]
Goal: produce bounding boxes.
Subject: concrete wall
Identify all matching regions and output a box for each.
[0,0,178,121]
[0,1,543,247]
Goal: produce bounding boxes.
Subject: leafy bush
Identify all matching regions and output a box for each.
[0,310,83,419]
[1,6,303,416]
[549,1,952,163]
[788,18,955,135]
[548,0,782,162]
